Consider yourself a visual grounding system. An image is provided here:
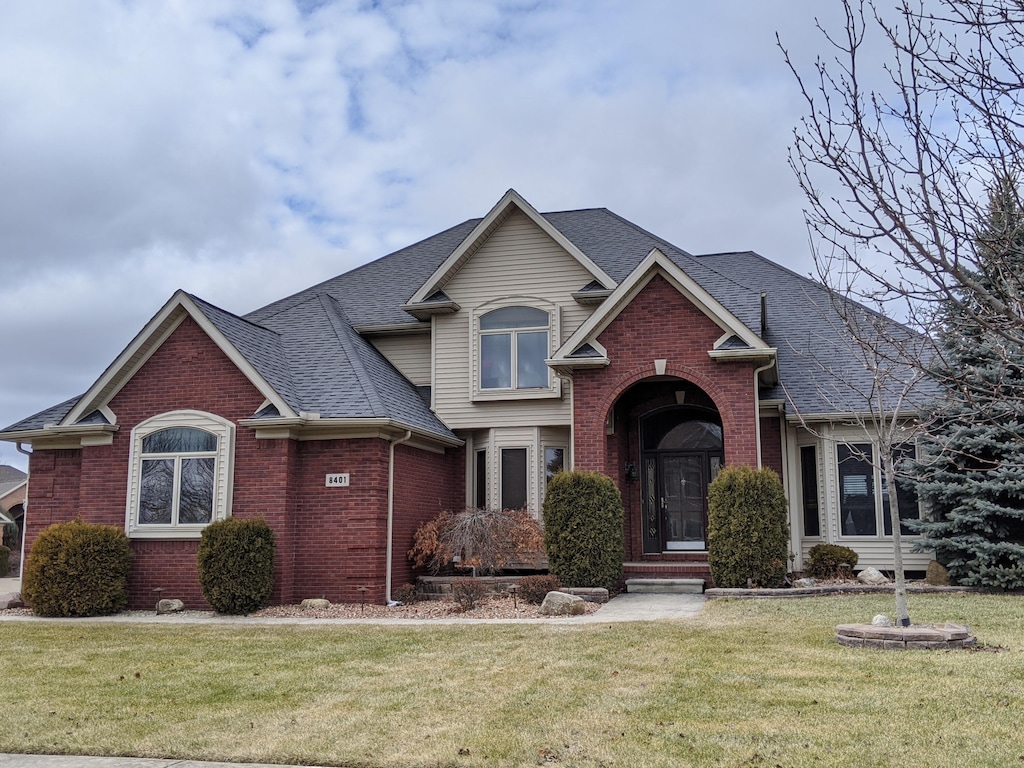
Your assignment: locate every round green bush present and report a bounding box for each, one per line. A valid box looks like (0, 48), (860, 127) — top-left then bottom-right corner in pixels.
(707, 466), (789, 588)
(197, 516), (275, 614)
(542, 471), (624, 591)
(22, 519), (132, 617)
(806, 543), (859, 579)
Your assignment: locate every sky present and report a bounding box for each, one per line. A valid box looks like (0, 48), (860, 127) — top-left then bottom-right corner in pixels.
(0, 0), (855, 470)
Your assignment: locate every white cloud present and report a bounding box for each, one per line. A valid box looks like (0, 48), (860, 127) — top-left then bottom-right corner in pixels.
(0, 0), (851, 469)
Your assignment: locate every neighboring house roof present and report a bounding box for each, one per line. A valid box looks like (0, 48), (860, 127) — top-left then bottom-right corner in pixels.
(1, 191), (928, 439)
(0, 465), (27, 519)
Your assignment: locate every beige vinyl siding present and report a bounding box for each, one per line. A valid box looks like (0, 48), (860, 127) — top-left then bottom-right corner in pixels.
(369, 334), (431, 386)
(433, 210), (597, 429)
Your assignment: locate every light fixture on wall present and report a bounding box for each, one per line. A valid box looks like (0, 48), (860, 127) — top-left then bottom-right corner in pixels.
(624, 462), (639, 481)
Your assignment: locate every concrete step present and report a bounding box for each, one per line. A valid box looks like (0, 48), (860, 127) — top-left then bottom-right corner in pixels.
(625, 578), (705, 594)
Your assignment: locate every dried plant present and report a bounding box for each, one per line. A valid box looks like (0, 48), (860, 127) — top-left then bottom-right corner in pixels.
(408, 507), (545, 575)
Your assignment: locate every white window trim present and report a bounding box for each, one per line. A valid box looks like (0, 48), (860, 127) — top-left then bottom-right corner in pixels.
(125, 410), (235, 539)
(832, 437), (921, 541)
(471, 298), (561, 402)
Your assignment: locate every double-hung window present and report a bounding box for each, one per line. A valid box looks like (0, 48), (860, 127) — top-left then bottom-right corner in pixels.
(126, 411), (234, 538)
(837, 442), (919, 537)
(479, 306), (550, 390)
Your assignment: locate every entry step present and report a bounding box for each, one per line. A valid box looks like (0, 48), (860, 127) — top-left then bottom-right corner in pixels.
(625, 578), (705, 594)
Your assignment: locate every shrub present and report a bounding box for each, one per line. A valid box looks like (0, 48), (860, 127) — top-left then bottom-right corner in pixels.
(451, 578), (490, 611)
(2, 521), (18, 550)
(516, 574), (562, 604)
(542, 471), (624, 591)
(806, 544), (860, 579)
(409, 507), (545, 575)
(21, 519), (132, 617)
(391, 583), (418, 605)
(707, 466), (789, 589)
(197, 517), (275, 614)
(0, 545), (9, 577)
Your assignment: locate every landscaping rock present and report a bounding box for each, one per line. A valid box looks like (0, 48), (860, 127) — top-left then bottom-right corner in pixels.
(156, 598), (185, 614)
(540, 591), (585, 616)
(857, 567), (890, 585)
(871, 614), (892, 626)
(793, 577), (817, 588)
(926, 560), (951, 586)
(301, 598), (331, 610)
(567, 587), (609, 603)
(0, 592), (24, 610)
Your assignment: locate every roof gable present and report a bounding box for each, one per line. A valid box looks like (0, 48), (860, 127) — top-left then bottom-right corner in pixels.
(405, 189), (616, 310)
(551, 248), (771, 366)
(61, 291), (297, 427)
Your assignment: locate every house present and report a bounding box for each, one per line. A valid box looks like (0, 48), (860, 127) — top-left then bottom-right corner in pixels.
(0, 464), (27, 566)
(0, 190), (932, 609)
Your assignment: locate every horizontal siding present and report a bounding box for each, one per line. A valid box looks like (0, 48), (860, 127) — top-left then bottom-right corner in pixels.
(369, 334), (431, 386)
(433, 210), (597, 429)
(801, 538), (934, 573)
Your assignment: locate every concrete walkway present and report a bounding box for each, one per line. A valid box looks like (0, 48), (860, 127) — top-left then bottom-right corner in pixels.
(0, 584), (704, 768)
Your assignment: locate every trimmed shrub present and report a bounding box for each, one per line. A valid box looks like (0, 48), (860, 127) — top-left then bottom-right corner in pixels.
(409, 507), (544, 575)
(806, 544), (860, 579)
(197, 517), (275, 614)
(516, 574), (562, 604)
(0, 545), (9, 577)
(707, 466), (789, 589)
(451, 578), (490, 611)
(2, 521), (18, 550)
(542, 471), (624, 591)
(21, 519), (132, 617)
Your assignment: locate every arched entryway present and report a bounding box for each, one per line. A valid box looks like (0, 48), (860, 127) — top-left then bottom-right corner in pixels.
(639, 407), (723, 553)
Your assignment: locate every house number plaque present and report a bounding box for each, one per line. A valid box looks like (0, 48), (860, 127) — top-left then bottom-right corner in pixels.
(325, 473), (350, 487)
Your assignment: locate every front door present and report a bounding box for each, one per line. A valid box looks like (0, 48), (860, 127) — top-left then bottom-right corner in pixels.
(661, 453), (706, 550)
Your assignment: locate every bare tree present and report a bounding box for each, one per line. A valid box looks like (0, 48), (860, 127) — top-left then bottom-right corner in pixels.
(780, 0), (1024, 343)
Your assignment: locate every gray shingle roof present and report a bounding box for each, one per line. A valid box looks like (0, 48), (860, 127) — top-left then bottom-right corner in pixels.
(3, 204), (928, 437)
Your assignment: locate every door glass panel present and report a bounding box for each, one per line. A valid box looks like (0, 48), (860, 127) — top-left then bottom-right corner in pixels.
(663, 455), (705, 550)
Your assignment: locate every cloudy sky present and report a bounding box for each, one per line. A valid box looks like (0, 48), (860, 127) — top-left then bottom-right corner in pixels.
(0, 0), (854, 469)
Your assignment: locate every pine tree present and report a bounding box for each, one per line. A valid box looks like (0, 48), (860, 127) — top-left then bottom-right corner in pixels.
(911, 177), (1024, 589)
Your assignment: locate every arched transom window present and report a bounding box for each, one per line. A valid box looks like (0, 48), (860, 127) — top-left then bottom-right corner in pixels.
(479, 306), (550, 390)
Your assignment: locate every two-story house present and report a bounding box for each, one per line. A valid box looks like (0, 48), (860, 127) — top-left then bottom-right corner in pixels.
(0, 190), (932, 608)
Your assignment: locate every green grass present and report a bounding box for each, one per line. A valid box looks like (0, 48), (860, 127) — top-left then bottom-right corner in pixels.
(2, 593), (1022, 767)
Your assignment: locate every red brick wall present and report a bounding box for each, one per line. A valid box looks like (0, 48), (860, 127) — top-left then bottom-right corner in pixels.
(759, 415), (784, 479)
(573, 274), (760, 474)
(390, 443), (462, 593)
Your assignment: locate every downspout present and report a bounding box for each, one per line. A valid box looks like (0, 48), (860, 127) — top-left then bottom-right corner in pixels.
(752, 360), (777, 469)
(385, 430), (413, 605)
(15, 442), (31, 581)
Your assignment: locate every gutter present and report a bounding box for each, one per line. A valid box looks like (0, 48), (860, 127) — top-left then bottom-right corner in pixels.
(753, 359), (778, 468)
(15, 442), (30, 581)
(385, 430), (414, 605)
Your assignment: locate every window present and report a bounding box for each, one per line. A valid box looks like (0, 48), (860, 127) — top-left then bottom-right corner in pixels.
(500, 448), (528, 510)
(127, 411), (234, 538)
(544, 446), (565, 484)
(800, 445), (821, 537)
(474, 448), (488, 508)
(479, 306), (549, 390)
(836, 442), (920, 537)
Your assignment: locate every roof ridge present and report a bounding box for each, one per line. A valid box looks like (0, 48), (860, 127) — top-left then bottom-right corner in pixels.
(317, 293), (387, 417)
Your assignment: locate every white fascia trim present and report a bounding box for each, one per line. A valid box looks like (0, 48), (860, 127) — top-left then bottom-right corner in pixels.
(785, 410), (921, 425)
(238, 416), (465, 448)
(551, 248), (767, 363)
(0, 423), (119, 447)
(407, 189), (616, 305)
(62, 291), (296, 427)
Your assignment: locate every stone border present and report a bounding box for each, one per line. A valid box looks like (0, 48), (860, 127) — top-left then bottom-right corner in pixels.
(704, 584), (971, 599)
(836, 622), (976, 650)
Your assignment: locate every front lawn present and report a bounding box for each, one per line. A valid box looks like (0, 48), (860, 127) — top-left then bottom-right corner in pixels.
(1, 593), (1021, 767)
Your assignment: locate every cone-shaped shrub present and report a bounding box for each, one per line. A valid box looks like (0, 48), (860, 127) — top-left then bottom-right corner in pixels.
(707, 466), (789, 588)
(542, 471), (624, 590)
(197, 516), (275, 614)
(22, 519), (132, 617)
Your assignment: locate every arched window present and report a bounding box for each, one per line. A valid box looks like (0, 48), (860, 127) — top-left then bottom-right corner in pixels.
(126, 411), (234, 538)
(479, 306), (550, 390)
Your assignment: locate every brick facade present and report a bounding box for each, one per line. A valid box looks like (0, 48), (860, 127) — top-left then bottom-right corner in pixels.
(23, 317), (457, 609)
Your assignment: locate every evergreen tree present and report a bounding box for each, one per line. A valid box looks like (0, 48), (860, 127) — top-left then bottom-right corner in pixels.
(911, 177), (1024, 589)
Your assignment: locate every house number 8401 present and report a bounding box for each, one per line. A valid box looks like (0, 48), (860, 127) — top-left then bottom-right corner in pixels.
(325, 473), (350, 487)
